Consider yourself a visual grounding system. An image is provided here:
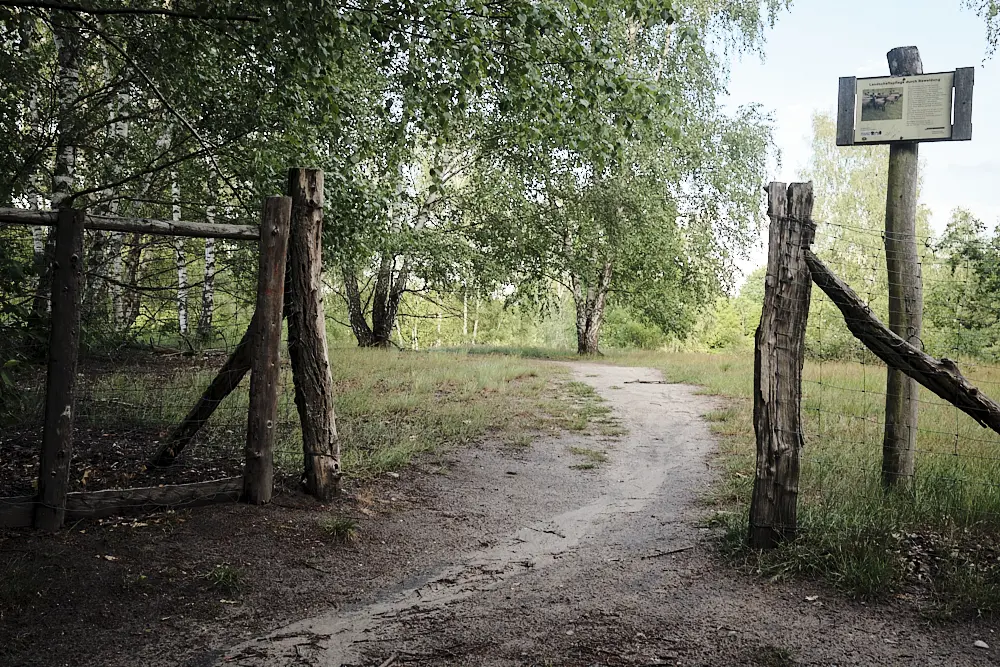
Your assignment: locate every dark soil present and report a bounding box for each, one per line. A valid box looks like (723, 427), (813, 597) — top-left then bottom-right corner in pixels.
(0, 351), (254, 497)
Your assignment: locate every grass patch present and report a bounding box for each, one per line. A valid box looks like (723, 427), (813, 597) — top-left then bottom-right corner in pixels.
(445, 345), (581, 360)
(319, 516), (360, 542)
(204, 564), (243, 595)
(53, 346), (614, 486)
(628, 350), (1000, 616)
(569, 446), (609, 470)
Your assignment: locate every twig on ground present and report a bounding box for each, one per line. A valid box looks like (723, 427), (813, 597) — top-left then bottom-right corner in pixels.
(641, 545), (694, 559)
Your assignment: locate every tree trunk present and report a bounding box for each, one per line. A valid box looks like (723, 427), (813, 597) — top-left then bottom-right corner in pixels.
(572, 262), (613, 355)
(34, 208), (85, 531)
(882, 46), (924, 490)
(341, 253), (407, 348)
(199, 162), (219, 337)
(342, 267), (377, 346)
(33, 19), (80, 320)
(285, 168), (340, 500)
(119, 232), (143, 329)
(463, 288), (468, 338)
(472, 296), (480, 344)
(395, 317), (405, 347)
(748, 182), (815, 549)
(172, 175), (188, 335)
(199, 236), (216, 336)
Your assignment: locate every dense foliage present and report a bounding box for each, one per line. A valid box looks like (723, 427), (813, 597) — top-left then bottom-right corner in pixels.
(0, 0), (787, 359)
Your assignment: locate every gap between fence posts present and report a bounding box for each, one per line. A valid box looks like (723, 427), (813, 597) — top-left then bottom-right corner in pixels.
(34, 208), (85, 531)
(285, 168), (341, 500)
(748, 182), (815, 549)
(882, 46), (924, 490)
(243, 196), (291, 505)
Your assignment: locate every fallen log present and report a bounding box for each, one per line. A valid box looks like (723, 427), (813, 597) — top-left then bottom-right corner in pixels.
(149, 315), (256, 466)
(806, 249), (1000, 433)
(0, 478), (242, 528)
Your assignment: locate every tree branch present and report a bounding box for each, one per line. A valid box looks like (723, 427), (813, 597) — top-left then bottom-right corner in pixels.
(0, 0), (260, 22)
(72, 15), (249, 209)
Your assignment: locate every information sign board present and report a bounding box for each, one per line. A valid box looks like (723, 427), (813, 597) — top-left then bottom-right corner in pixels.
(854, 72), (954, 143)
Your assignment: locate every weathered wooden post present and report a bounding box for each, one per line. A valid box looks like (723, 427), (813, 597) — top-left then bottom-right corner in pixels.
(748, 183), (815, 549)
(244, 196), (291, 505)
(34, 208), (85, 531)
(837, 47), (974, 490)
(880, 46), (923, 489)
(286, 168), (341, 500)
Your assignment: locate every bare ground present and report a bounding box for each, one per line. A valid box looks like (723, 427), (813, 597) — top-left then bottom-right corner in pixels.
(2, 363), (997, 666)
(216, 363), (999, 667)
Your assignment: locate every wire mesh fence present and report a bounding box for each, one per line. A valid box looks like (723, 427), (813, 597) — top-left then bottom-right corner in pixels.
(0, 220), (301, 506)
(799, 215), (1000, 524)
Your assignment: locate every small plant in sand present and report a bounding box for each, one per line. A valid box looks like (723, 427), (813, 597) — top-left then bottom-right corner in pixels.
(320, 516), (361, 542)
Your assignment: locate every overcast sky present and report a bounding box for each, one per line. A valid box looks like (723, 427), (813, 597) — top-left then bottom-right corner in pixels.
(724, 0), (999, 278)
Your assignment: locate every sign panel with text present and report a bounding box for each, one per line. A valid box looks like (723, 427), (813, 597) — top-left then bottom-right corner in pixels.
(854, 72), (955, 143)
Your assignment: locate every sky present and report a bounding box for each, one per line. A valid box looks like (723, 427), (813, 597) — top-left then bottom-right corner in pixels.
(723, 0), (1000, 278)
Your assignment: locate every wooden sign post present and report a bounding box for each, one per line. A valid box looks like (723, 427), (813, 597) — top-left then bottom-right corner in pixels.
(836, 47), (974, 490)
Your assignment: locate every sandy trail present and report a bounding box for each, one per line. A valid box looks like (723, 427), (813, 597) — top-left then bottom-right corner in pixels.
(218, 363), (994, 666)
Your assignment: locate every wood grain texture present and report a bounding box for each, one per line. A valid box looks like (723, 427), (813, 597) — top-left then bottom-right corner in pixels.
(0, 207), (259, 240)
(882, 47), (923, 489)
(836, 76), (856, 146)
(34, 208), (85, 531)
(953, 67), (975, 141)
(749, 182), (815, 549)
(243, 197), (291, 505)
(286, 169), (341, 500)
(1, 478), (242, 528)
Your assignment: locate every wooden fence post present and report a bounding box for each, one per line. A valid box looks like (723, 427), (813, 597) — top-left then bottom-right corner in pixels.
(34, 208), (85, 531)
(243, 196), (291, 505)
(748, 183), (815, 549)
(882, 46), (924, 490)
(286, 168), (341, 500)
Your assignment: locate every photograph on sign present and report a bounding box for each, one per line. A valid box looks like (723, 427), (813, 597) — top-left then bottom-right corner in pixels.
(860, 87), (903, 121)
(853, 71), (954, 143)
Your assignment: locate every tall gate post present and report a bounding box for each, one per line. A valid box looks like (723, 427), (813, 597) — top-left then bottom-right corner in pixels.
(286, 168), (341, 500)
(35, 208), (85, 531)
(244, 196), (291, 505)
(748, 183), (815, 549)
(882, 46), (924, 490)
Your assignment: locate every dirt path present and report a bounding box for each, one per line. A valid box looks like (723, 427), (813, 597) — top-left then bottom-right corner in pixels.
(219, 363), (996, 666)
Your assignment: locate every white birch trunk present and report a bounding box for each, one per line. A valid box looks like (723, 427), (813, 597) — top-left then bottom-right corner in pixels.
(395, 317), (405, 347)
(171, 174), (188, 335)
(107, 73), (130, 327)
(199, 207), (216, 336)
(472, 296), (480, 345)
(463, 289), (468, 337)
(50, 23), (79, 210)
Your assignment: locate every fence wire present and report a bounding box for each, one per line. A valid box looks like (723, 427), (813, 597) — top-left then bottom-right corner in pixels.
(795, 217), (1000, 523)
(0, 222), (299, 505)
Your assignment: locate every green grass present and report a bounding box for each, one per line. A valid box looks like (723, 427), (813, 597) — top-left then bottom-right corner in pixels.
(64, 346), (612, 482)
(631, 351), (1000, 616)
(568, 446), (609, 470)
(319, 516), (360, 542)
(204, 564), (244, 595)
